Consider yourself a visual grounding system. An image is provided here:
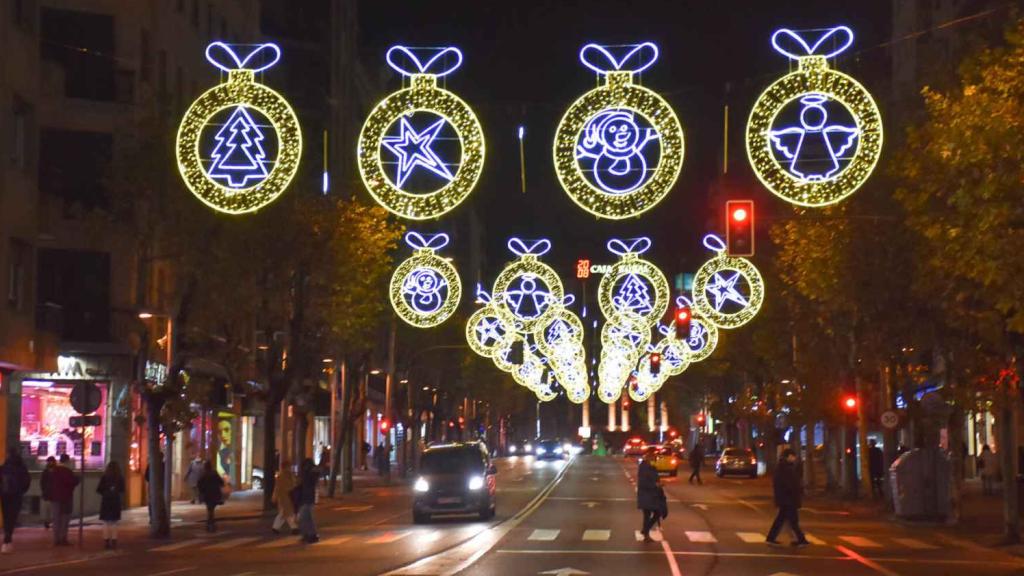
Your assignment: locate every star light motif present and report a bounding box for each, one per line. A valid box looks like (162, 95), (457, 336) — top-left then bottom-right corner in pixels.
(382, 116), (455, 188)
(706, 271), (749, 311)
(475, 316), (504, 346)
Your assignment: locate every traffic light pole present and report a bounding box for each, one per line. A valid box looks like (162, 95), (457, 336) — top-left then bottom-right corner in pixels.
(384, 314), (396, 483)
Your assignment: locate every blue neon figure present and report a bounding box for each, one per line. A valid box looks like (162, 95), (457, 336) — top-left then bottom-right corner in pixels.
(768, 93), (859, 181)
(401, 268), (447, 314)
(576, 110), (658, 194)
(382, 116), (455, 188)
(208, 106), (269, 188)
(503, 275), (552, 320)
(474, 315), (505, 346)
(705, 271), (749, 311)
(686, 321), (708, 353)
(612, 273), (653, 317)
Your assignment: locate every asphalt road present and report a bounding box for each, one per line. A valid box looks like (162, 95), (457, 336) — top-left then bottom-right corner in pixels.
(14, 455), (1024, 576)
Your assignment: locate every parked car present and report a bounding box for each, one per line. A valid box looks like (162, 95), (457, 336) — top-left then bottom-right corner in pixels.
(650, 445), (680, 476)
(715, 447), (758, 478)
(252, 466), (264, 490)
(413, 442), (497, 523)
(535, 438), (567, 461)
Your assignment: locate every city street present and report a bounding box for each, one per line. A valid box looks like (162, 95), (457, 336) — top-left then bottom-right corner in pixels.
(7, 455), (1024, 576)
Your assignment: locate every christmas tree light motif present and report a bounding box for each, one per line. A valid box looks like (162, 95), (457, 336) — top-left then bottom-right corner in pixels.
(612, 273), (653, 317)
(208, 106), (269, 188)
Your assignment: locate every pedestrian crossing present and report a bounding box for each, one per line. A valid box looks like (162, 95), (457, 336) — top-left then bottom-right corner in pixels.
(511, 529), (953, 550)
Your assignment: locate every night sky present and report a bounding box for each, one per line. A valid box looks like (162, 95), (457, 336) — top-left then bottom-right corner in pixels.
(358, 0), (892, 288)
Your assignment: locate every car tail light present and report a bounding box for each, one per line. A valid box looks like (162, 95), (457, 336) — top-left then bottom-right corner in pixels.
(671, 458), (678, 466)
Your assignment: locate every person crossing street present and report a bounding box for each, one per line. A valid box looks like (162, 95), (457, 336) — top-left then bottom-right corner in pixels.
(637, 448), (663, 543)
(766, 448), (809, 547)
(688, 441), (705, 485)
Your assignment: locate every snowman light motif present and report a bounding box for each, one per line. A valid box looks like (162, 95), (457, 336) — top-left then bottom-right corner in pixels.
(358, 46), (485, 220)
(177, 42), (302, 214)
(747, 26), (883, 207)
(390, 232), (462, 328)
(554, 42), (684, 219)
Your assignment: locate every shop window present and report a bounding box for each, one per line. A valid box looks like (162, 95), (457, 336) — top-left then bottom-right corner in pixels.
(20, 381), (108, 469)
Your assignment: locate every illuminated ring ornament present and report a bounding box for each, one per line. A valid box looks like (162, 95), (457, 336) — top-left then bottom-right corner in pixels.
(492, 239), (564, 332)
(691, 235), (765, 329)
(176, 43), (302, 214)
(466, 305), (516, 359)
(554, 42), (684, 219)
(390, 232), (462, 328)
(358, 46), (485, 220)
(598, 238), (669, 328)
(746, 26), (882, 207)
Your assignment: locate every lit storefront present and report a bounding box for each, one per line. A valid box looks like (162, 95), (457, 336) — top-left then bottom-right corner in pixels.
(19, 379), (108, 468)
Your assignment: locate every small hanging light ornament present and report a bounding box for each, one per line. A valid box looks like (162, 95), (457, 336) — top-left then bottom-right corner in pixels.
(390, 232), (462, 328)
(746, 26), (883, 207)
(491, 238), (565, 333)
(691, 235), (765, 329)
(598, 237), (669, 329)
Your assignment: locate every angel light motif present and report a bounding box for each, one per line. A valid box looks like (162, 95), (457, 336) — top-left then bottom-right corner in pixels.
(503, 275), (553, 320)
(576, 110), (659, 194)
(768, 93), (859, 182)
(401, 268), (447, 314)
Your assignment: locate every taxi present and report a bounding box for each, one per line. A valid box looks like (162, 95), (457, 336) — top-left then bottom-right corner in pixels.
(650, 445), (680, 477)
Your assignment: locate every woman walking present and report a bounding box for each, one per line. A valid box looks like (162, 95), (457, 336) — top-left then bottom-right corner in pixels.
(197, 461), (225, 532)
(96, 461), (125, 549)
(297, 459), (319, 543)
(0, 447), (31, 554)
(271, 460), (298, 534)
(636, 448), (662, 543)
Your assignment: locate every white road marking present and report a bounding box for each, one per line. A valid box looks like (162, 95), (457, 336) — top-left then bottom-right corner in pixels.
(151, 538), (206, 552)
(528, 529), (561, 541)
(838, 536), (882, 548)
(661, 540), (683, 576)
(144, 569), (197, 576)
(634, 530), (663, 542)
(836, 545), (900, 576)
(332, 505), (373, 512)
(685, 530), (718, 543)
(203, 536), (261, 550)
(892, 537), (937, 550)
(367, 531), (412, 544)
(582, 529), (611, 541)
(804, 533), (827, 545)
(737, 532), (765, 543)
(319, 535), (353, 546)
(256, 537), (298, 549)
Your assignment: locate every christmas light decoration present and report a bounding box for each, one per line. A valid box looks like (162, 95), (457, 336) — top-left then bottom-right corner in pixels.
(534, 307), (585, 359)
(177, 42), (302, 214)
(554, 42), (684, 219)
(598, 237), (669, 328)
(358, 46), (485, 220)
(390, 232), (462, 328)
(492, 239), (564, 332)
(692, 235), (765, 329)
(466, 304), (517, 359)
(747, 26), (882, 207)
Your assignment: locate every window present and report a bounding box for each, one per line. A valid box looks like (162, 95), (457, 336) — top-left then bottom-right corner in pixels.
(140, 29), (152, 83)
(35, 248), (111, 341)
(8, 239), (30, 311)
(20, 381), (109, 469)
(38, 128), (113, 213)
(10, 95), (34, 170)
(40, 8), (115, 101)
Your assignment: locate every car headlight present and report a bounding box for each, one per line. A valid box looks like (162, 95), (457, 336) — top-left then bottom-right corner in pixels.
(524, 443), (533, 453)
(562, 443), (572, 453)
(468, 475), (485, 490)
(509, 445), (517, 454)
(536, 447), (546, 455)
(414, 477), (430, 493)
(554, 447), (563, 454)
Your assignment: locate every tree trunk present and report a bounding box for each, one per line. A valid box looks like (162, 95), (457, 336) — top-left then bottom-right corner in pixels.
(855, 375), (873, 498)
(1000, 389), (1020, 543)
(803, 424), (816, 491)
(146, 395), (170, 538)
(261, 400), (278, 511)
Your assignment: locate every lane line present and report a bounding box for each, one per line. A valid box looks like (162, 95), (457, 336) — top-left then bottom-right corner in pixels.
(804, 532), (827, 545)
(684, 530), (717, 543)
(496, 549), (851, 561)
(151, 538), (207, 552)
(891, 537), (937, 550)
(836, 545), (901, 576)
(527, 529), (560, 541)
(256, 537), (299, 549)
(839, 535), (882, 548)
(202, 536), (262, 550)
(661, 540), (683, 576)
(319, 535), (354, 546)
(582, 529), (611, 541)
(367, 531), (412, 544)
(736, 531), (765, 543)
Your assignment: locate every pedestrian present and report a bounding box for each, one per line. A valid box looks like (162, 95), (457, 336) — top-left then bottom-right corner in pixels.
(636, 448), (662, 543)
(297, 458), (319, 543)
(361, 442), (370, 471)
(868, 439), (884, 498)
(375, 442), (387, 476)
(49, 454), (79, 546)
(184, 456), (204, 504)
(766, 448), (809, 547)
(39, 456), (56, 530)
(318, 446), (331, 483)
(197, 461), (225, 532)
(0, 447), (31, 553)
(270, 460), (299, 535)
(96, 461), (124, 549)
(980, 445), (1000, 496)
(688, 441), (705, 485)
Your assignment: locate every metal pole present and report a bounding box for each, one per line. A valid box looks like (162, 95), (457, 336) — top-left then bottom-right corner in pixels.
(78, 424), (85, 547)
(164, 316), (174, 514)
(384, 315), (396, 482)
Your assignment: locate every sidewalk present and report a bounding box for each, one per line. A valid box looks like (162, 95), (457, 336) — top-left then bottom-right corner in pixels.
(0, 469), (409, 574)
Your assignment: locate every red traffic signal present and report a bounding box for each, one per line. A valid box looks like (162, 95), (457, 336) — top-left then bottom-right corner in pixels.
(696, 413), (706, 426)
(649, 352), (662, 376)
(842, 395), (858, 412)
(379, 419), (390, 432)
(726, 200), (755, 257)
(674, 307), (692, 340)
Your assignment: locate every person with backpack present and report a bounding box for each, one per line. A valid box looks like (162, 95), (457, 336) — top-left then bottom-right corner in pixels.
(96, 461), (125, 549)
(197, 461), (225, 532)
(49, 454), (79, 546)
(1, 447), (31, 553)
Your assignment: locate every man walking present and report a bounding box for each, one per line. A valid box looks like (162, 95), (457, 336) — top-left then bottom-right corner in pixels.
(184, 456), (204, 504)
(868, 439), (884, 498)
(1, 447), (31, 553)
(766, 448), (809, 547)
(49, 454), (79, 546)
(636, 448), (662, 543)
(688, 441), (705, 485)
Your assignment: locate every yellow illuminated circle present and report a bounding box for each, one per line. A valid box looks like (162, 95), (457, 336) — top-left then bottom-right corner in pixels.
(653, 337), (691, 377)
(492, 334), (526, 374)
(670, 314), (719, 364)
(390, 250), (462, 328)
(177, 70), (302, 215)
(492, 255), (565, 333)
(358, 75), (485, 220)
(554, 71), (684, 219)
(534, 307), (585, 359)
(747, 56), (883, 207)
(466, 305), (516, 358)
(691, 253), (765, 329)
(598, 254), (669, 328)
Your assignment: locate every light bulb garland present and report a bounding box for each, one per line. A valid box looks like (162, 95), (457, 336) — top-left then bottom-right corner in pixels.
(390, 232), (462, 328)
(746, 26), (883, 207)
(492, 239), (565, 333)
(176, 43), (302, 214)
(554, 42), (684, 219)
(691, 235), (765, 329)
(358, 46), (485, 220)
(598, 237), (669, 328)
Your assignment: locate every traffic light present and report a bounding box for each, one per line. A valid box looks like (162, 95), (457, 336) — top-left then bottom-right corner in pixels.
(696, 413), (706, 427)
(674, 306), (691, 340)
(379, 419), (390, 433)
(649, 352), (662, 375)
(726, 200), (755, 257)
(842, 395), (858, 412)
